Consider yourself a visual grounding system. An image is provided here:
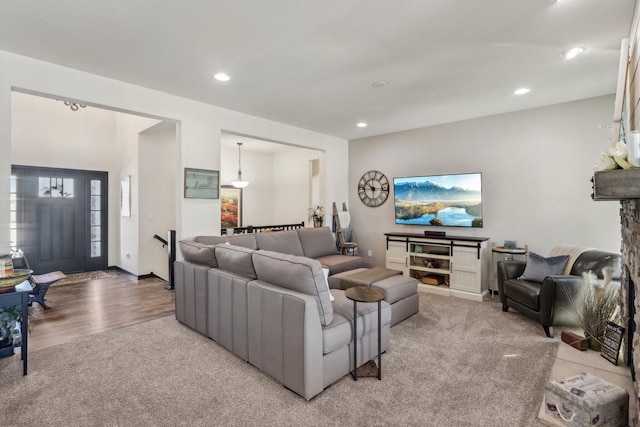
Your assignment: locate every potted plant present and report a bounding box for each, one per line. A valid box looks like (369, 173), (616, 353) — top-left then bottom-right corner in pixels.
(0, 305), (23, 358)
(568, 267), (620, 351)
(309, 205), (324, 227)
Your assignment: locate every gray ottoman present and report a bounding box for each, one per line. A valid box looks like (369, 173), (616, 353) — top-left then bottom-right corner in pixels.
(329, 268), (419, 326)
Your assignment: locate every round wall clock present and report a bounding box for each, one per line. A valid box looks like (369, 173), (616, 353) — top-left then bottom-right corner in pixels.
(358, 170), (389, 207)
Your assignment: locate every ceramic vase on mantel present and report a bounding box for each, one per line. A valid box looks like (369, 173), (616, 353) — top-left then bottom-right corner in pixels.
(313, 216), (323, 228)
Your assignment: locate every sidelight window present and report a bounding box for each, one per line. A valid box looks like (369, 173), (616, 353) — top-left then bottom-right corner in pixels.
(9, 175), (17, 250)
(90, 179), (102, 257)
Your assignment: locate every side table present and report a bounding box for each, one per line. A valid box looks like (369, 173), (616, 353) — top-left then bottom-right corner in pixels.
(491, 243), (528, 299)
(345, 286), (384, 381)
(0, 289), (28, 375)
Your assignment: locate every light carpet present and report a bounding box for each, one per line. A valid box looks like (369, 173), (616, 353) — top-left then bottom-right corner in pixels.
(0, 293), (557, 426)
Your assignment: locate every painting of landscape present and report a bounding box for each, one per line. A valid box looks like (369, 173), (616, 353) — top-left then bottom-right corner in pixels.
(393, 173), (483, 228)
(220, 185), (242, 228)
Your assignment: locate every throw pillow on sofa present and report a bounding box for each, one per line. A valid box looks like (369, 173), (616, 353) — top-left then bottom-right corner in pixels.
(518, 252), (569, 283)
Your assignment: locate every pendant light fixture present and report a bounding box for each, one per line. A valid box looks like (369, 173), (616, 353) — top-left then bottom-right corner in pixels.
(231, 142), (249, 188)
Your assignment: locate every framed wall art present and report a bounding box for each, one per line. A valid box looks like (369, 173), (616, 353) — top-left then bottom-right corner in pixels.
(220, 185), (242, 228)
(184, 168), (219, 199)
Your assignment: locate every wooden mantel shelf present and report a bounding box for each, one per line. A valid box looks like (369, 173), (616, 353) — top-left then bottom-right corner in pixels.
(592, 169), (640, 201)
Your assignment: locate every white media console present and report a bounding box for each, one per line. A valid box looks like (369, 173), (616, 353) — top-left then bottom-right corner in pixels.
(385, 232), (489, 301)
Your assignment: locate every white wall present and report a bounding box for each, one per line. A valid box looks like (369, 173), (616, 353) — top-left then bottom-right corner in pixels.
(0, 50), (349, 254)
(273, 148), (325, 225)
(349, 96), (622, 271)
(139, 122), (177, 280)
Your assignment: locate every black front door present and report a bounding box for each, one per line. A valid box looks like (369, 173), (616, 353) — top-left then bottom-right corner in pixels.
(12, 165), (108, 274)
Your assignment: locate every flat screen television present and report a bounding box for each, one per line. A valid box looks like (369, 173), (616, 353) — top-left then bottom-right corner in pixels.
(393, 172), (483, 228)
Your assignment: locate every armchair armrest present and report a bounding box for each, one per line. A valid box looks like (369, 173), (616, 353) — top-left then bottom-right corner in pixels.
(539, 275), (584, 328)
(497, 260), (526, 303)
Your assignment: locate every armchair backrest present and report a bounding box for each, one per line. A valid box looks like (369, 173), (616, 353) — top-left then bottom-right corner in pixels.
(571, 250), (622, 281)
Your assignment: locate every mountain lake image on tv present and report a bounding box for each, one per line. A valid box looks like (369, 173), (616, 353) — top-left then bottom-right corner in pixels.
(394, 173), (483, 228)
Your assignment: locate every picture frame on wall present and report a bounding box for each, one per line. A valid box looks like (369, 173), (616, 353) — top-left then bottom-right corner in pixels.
(184, 168), (219, 199)
(221, 185), (242, 228)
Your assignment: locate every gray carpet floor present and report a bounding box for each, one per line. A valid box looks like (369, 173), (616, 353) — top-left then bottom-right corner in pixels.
(0, 293), (557, 426)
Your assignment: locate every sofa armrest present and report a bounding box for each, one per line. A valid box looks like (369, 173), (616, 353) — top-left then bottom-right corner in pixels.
(497, 260), (526, 303)
(247, 280), (324, 400)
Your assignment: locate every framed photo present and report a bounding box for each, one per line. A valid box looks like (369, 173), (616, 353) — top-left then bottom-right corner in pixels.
(121, 175), (131, 217)
(184, 168), (219, 199)
(220, 185), (242, 228)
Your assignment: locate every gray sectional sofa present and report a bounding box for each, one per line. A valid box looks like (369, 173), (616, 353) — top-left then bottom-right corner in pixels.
(174, 227), (418, 400)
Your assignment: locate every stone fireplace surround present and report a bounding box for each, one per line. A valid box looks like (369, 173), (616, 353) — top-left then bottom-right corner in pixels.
(593, 168), (640, 417)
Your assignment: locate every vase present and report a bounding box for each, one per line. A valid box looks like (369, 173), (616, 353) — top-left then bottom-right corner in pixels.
(313, 217), (323, 228)
(584, 332), (603, 352)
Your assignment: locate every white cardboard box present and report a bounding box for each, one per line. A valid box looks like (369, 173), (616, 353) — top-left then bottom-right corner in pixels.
(544, 372), (628, 427)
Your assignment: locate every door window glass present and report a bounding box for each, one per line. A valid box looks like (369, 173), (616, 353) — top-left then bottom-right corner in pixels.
(39, 177), (74, 197)
(90, 179), (102, 257)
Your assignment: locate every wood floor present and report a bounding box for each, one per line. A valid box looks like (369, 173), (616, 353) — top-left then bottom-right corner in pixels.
(27, 273), (175, 351)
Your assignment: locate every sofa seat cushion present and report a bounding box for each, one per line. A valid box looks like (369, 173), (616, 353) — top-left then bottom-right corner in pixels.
(371, 274), (418, 305)
(504, 279), (541, 311)
(297, 227), (339, 258)
(316, 254), (366, 275)
(252, 250), (334, 326)
(322, 312), (352, 354)
(180, 239), (217, 267)
(255, 230), (304, 256)
(215, 244), (257, 280)
(331, 289), (391, 339)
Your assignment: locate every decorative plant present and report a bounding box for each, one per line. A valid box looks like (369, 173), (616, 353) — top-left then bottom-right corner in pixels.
(568, 267), (620, 348)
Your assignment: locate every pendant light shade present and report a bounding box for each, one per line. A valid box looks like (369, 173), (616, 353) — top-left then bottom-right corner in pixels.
(231, 142), (249, 188)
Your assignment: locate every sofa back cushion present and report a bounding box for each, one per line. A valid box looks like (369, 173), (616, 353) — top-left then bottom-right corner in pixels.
(195, 235), (257, 250)
(297, 227), (338, 259)
(252, 250), (333, 326)
(215, 244), (257, 280)
(571, 250), (622, 280)
(179, 238), (217, 267)
(255, 230), (304, 256)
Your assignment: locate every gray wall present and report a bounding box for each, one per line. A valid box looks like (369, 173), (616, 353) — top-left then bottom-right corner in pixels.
(349, 95), (621, 271)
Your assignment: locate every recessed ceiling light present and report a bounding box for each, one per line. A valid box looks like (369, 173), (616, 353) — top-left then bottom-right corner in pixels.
(214, 72), (230, 82)
(562, 47), (585, 60)
(371, 81), (388, 88)
(356, 122), (368, 128)
(514, 88), (530, 95)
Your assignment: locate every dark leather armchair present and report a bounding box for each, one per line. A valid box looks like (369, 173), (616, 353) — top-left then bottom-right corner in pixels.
(497, 250), (621, 338)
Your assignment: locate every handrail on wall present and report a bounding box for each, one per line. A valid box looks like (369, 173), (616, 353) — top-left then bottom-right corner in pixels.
(153, 230), (176, 290)
(221, 221), (305, 235)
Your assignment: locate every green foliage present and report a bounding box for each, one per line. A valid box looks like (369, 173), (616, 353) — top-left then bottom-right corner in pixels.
(0, 305), (22, 343)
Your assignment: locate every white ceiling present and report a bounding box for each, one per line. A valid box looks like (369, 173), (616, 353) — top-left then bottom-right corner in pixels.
(0, 0), (635, 140)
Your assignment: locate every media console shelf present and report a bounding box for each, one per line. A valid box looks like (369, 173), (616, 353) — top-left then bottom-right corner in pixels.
(385, 232), (489, 301)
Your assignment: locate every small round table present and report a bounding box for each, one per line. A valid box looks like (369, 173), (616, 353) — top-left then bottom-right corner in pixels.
(345, 286), (385, 381)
